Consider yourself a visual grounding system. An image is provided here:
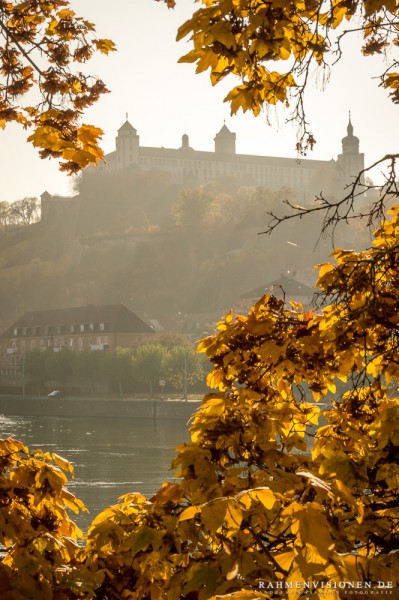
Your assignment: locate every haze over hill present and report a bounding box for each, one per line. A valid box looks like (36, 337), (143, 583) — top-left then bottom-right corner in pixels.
(0, 164), (371, 334)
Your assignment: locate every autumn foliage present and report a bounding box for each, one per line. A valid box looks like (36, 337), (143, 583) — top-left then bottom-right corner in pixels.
(0, 0), (116, 173)
(2, 205), (399, 597)
(2, 0), (399, 598)
(0, 438), (86, 598)
(177, 0), (399, 152)
(80, 207), (399, 597)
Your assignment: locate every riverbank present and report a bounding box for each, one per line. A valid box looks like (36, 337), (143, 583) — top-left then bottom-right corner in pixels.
(0, 395), (201, 421)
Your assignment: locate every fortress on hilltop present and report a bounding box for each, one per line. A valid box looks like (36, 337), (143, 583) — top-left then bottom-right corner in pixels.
(41, 115), (365, 222)
(84, 114), (364, 195)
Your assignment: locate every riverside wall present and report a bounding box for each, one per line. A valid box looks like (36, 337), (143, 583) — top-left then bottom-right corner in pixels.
(0, 395), (200, 421)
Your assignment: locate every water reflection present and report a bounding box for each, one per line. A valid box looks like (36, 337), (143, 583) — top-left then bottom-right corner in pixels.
(0, 414), (190, 530)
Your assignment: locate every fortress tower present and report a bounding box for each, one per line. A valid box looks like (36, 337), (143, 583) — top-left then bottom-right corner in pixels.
(115, 118), (140, 169)
(214, 123), (236, 155)
(336, 114), (365, 189)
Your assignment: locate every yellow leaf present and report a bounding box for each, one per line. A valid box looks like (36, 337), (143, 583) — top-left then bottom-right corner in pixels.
(201, 500), (228, 532)
(304, 542), (328, 565)
(150, 482), (182, 504)
(364, 0), (384, 15)
(225, 562), (239, 581)
(238, 487), (276, 510)
(274, 550), (295, 572)
(183, 566), (220, 596)
(201, 396), (226, 416)
(62, 489), (87, 514)
(253, 488), (277, 509)
(52, 452), (74, 475)
(77, 124), (104, 146)
(206, 368), (226, 390)
(126, 525), (163, 556)
(224, 501), (243, 536)
(326, 380), (336, 394)
(279, 46), (291, 60)
(62, 148), (102, 168)
(94, 39), (117, 54)
(46, 19), (59, 34)
(71, 80), (82, 94)
(178, 506), (201, 521)
(58, 9), (75, 19)
(318, 263), (335, 279)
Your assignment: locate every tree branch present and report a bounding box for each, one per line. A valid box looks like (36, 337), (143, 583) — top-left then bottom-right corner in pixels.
(259, 154), (399, 238)
(0, 16), (44, 77)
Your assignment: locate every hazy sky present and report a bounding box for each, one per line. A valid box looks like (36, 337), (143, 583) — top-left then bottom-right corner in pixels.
(1, 0), (397, 202)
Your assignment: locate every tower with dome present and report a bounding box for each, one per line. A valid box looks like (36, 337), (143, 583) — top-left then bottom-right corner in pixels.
(336, 114), (365, 190)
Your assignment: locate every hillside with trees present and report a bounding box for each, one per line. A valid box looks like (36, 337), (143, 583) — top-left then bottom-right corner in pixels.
(0, 171), (371, 332)
(0, 172), (360, 326)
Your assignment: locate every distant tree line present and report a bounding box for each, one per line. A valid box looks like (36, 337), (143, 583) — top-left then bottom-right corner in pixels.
(22, 337), (210, 398)
(0, 198), (40, 228)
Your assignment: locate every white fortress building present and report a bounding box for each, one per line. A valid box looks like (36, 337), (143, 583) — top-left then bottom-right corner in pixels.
(88, 115), (364, 196)
(41, 116), (365, 222)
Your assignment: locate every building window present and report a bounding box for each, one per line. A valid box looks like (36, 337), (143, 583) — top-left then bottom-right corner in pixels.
(31, 340), (36, 350)
(78, 337), (83, 351)
(99, 323), (105, 331)
(80, 324), (84, 332)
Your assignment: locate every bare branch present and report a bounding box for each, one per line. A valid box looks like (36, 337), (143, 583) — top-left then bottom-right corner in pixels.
(260, 154), (399, 238)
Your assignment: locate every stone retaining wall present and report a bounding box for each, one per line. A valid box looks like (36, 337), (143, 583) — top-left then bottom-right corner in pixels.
(0, 395), (200, 421)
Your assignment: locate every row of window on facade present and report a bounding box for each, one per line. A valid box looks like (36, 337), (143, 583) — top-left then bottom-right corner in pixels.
(13, 322), (107, 337)
(140, 158), (309, 177)
(111, 157), (314, 188)
(5, 336), (109, 355)
(138, 157), (312, 180)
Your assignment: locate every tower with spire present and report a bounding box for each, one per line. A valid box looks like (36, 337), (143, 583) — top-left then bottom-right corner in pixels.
(336, 113), (364, 189)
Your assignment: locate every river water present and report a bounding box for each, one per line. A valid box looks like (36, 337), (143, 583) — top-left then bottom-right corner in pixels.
(0, 414), (190, 530)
